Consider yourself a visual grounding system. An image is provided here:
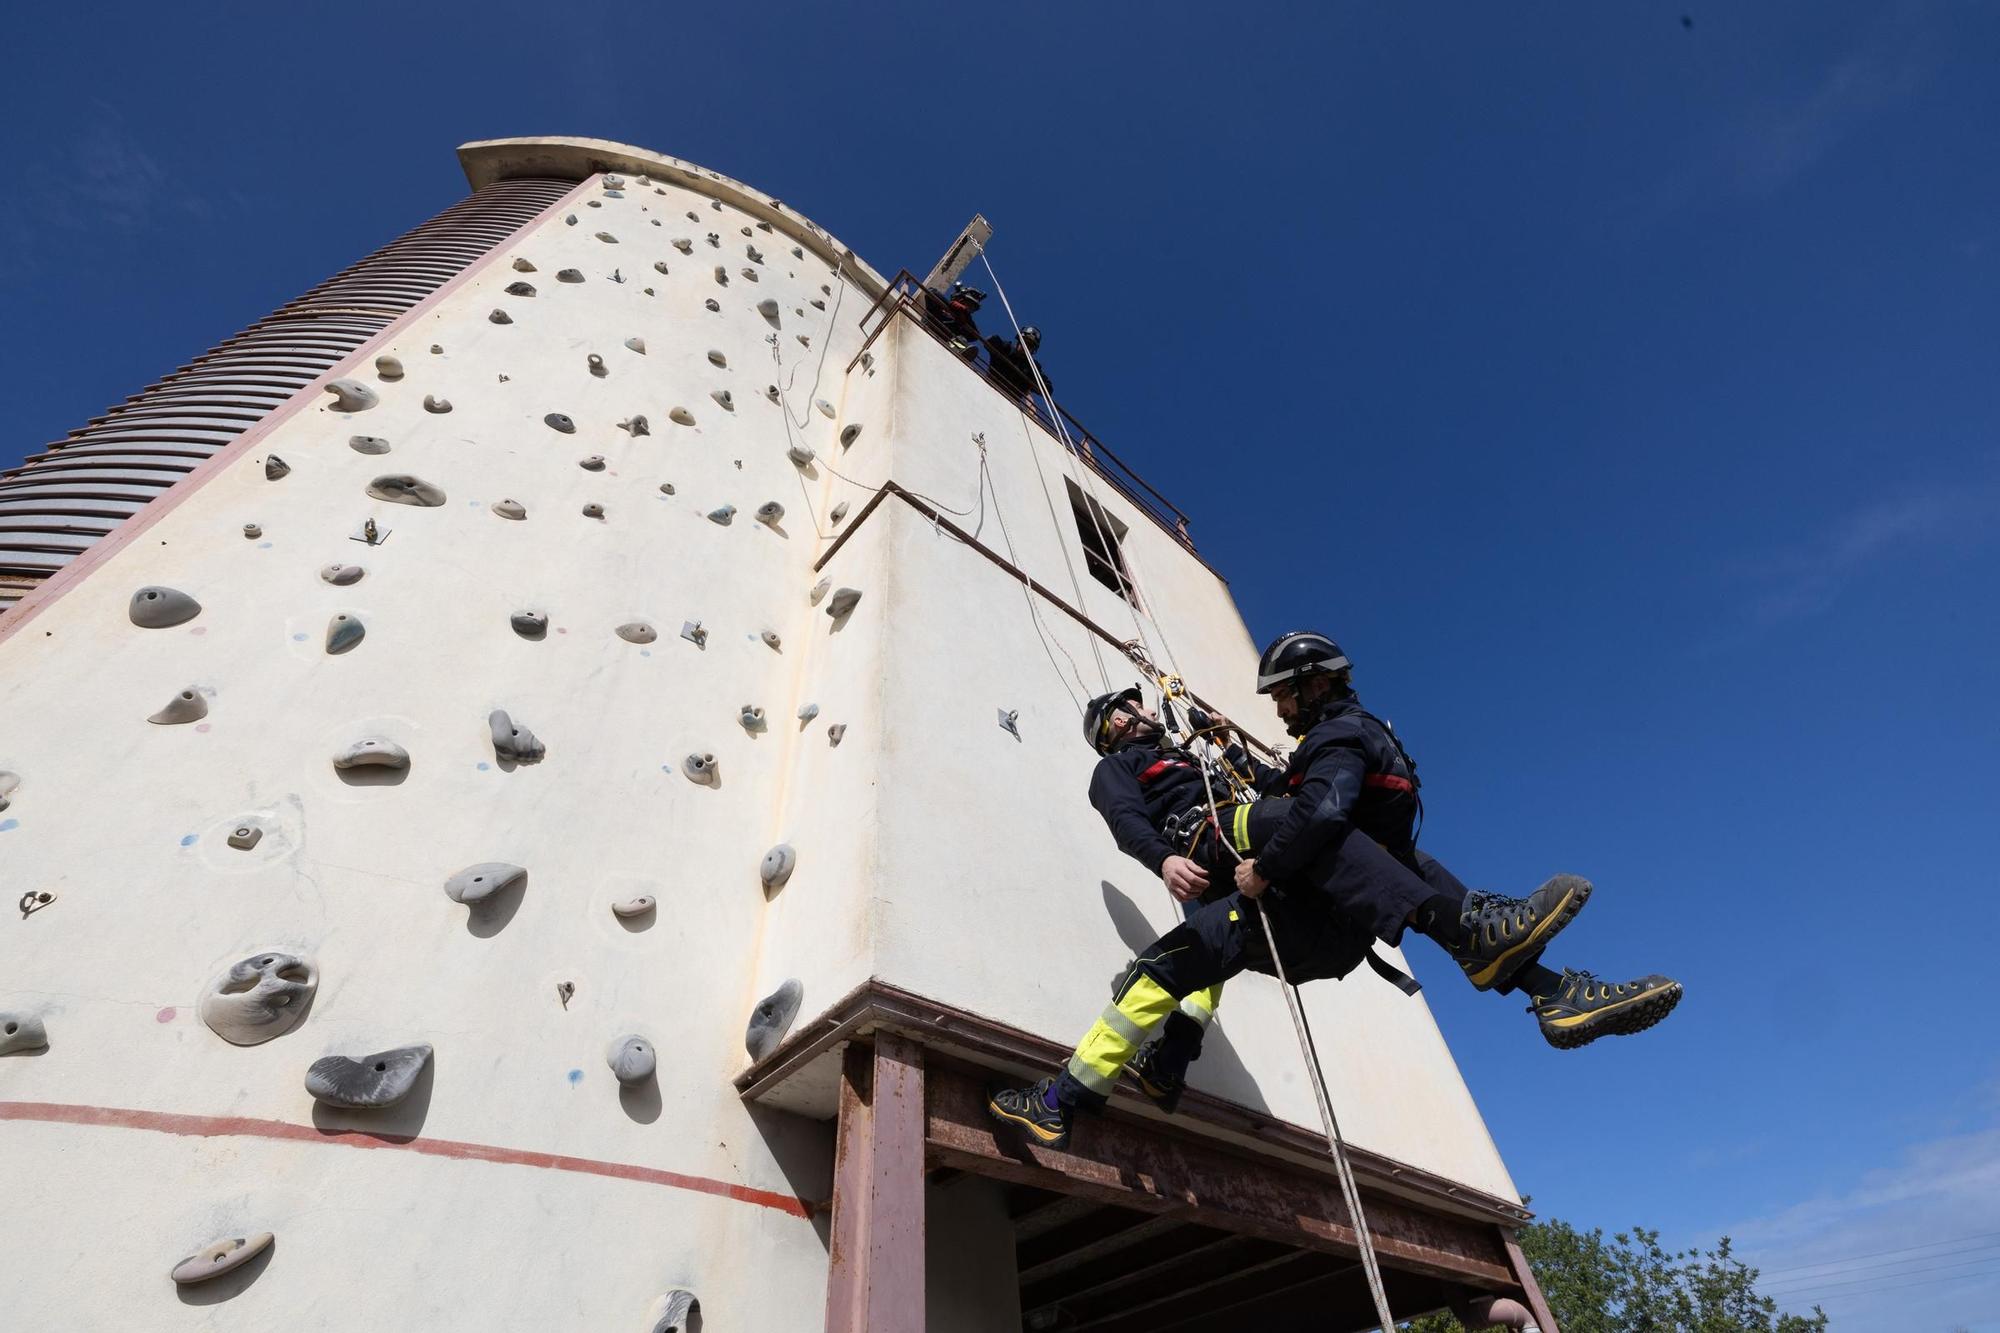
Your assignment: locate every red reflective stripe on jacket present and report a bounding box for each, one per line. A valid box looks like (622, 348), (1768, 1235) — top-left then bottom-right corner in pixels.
(1364, 772), (1414, 793)
(1138, 760), (1186, 784)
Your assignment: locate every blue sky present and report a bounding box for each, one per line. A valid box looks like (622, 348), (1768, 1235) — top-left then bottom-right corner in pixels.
(6, 2), (1996, 1325)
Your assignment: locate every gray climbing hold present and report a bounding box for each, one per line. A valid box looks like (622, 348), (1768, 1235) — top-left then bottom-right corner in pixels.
(798, 334), (812, 347)
(199, 951), (318, 1045)
(445, 862), (526, 905)
(827, 587), (862, 618)
(545, 412), (576, 433)
(745, 979), (804, 1061)
(423, 394), (452, 414)
(616, 622), (656, 644)
(606, 1035), (656, 1086)
(797, 703), (820, 724)
(170, 1233), (273, 1286)
(765, 384), (781, 402)
(760, 629), (782, 653)
(704, 298), (721, 312)
(595, 231), (618, 244)
(746, 244), (764, 263)
(565, 214), (577, 225)
(579, 455), (606, 472)
(602, 173), (625, 188)
(505, 281), (536, 297)
(680, 620), (707, 648)
(374, 354), (404, 381)
(713, 265), (728, 285)
(325, 613), (364, 655)
(265, 455), (290, 481)
(706, 229), (719, 243)
(652, 261), (671, 277)
(492, 498), (527, 520)
(487, 709), (544, 764)
(148, 687), (208, 725)
(620, 415), (650, 436)
(828, 723), (847, 747)
(670, 407), (695, 427)
(510, 611), (547, 638)
(333, 737), (409, 771)
(582, 502), (606, 519)
(557, 268), (584, 282)
(325, 379), (378, 412)
(830, 501), (850, 524)
(242, 523), (262, 539)
(815, 398), (835, 418)
(649, 1290), (700, 1333)
(711, 388), (734, 410)
(741, 267), (759, 282)
(759, 843), (796, 891)
(757, 298), (780, 322)
(706, 349), (728, 368)
(348, 434), (391, 455)
(588, 353), (607, 378)
(812, 298), (827, 311)
(793, 246), (804, 259)
(682, 752), (718, 785)
(707, 505), (735, 525)
(756, 501), (784, 526)
(306, 1043), (432, 1109)
(611, 896), (656, 918)
(658, 482), (675, 495)
(130, 585), (202, 628)
(320, 563), (364, 586)
(672, 237), (692, 254)
(227, 823), (263, 850)
(489, 308), (513, 324)
(740, 705), (767, 732)
(787, 443), (815, 466)
(367, 474), (446, 507)
(625, 336), (646, 353)
(0, 1012), (49, 1056)
(840, 423), (863, 448)
(809, 578), (831, 606)
(512, 257), (536, 272)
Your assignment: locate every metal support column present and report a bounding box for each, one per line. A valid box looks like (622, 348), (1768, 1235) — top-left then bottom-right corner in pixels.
(1503, 1227), (1560, 1333)
(823, 1032), (926, 1332)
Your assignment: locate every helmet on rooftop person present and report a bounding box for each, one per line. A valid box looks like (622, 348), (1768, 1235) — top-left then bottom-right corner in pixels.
(1255, 632), (1351, 695)
(1083, 686), (1146, 755)
(1020, 326), (1041, 351)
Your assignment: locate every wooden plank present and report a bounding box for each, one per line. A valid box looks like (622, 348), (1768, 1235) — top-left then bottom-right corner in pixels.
(924, 1064), (1515, 1288)
(822, 1036), (926, 1333)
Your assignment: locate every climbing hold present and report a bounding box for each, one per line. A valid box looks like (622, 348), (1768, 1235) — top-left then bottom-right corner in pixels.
(565, 214), (577, 225)
(620, 415), (650, 436)
(444, 861), (527, 905)
(707, 349), (727, 368)
(827, 587), (862, 618)
(757, 298), (780, 322)
(669, 407), (695, 427)
(815, 398), (835, 418)
(430, 343), (443, 355)
(595, 231), (618, 244)
(680, 620), (707, 648)
(170, 1233), (273, 1286)
(765, 384), (781, 403)
(544, 412), (576, 433)
(612, 896), (656, 918)
(706, 230), (720, 244)
(505, 281), (536, 297)
(759, 844), (796, 891)
(582, 502), (605, 519)
(602, 173), (625, 188)
(741, 267), (759, 282)
(682, 752), (718, 785)
(828, 723), (847, 747)
(348, 434), (391, 455)
(242, 523), (262, 539)
(199, 950), (318, 1045)
(792, 246), (804, 259)
(809, 578), (831, 606)
(324, 379), (378, 412)
(512, 257), (536, 272)
(648, 1290), (701, 1333)
(740, 705), (767, 732)
(606, 1035), (656, 1086)
(745, 979), (804, 1060)
(704, 298), (720, 312)
(367, 474), (446, 507)
(306, 1043), (433, 1108)
(746, 244), (764, 263)
(616, 622), (656, 644)
(130, 586), (202, 628)
(579, 455), (606, 472)
(658, 482), (675, 495)
(488, 308), (513, 324)
(625, 336), (646, 354)
(0, 1012), (49, 1055)
(332, 737), (409, 771)
(711, 389), (734, 411)
(510, 611), (548, 638)
(672, 238), (692, 254)
(325, 613), (364, 655)
(811, 298), (827, 311)
(492, 498), (527, 520)
(374, 354), (404, 381)
(713, 266), (728, 286)
(227, 823), (263, 850)
(797, 703), (820, 724)
(840, 423), (863, 448)
(264, 455), (290, 481)
(755, 501), (784, 526)
(999, 708), (1022, 739)
(148, 687), (208, 725)
(830, 501), (850, 524)
(557, 268), (584, 283)
(797, 334), (812, 347)
(787, 443), (814, 466)
(423, 394), (452, 414)
(320, 563), (364, 586)
(587, 353), (607, 378)
(487, 709), (544, 764)
(707, 505), (734, 525)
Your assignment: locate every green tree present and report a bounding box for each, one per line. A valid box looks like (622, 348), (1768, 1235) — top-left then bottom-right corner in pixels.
(1402, 1217), (1829, 1333)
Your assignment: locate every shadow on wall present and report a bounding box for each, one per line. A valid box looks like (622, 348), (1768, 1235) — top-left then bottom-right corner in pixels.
(1098, 881), (1270, 1116)
(747, 1103), (838, 1252)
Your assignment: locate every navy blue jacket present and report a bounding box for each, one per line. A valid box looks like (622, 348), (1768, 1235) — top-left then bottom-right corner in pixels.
(1088, 740), (1217, 876)
(1246, 694), (1419, 883)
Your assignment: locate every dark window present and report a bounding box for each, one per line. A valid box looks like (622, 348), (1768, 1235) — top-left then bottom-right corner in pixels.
(1066, 479), (1137, 604)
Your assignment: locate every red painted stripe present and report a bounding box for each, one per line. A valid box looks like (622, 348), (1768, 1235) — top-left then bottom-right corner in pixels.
(0, 1100), (816, 1219)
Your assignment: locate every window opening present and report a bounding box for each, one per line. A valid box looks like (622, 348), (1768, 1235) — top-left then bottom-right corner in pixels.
(1065, 478), (1137, 605)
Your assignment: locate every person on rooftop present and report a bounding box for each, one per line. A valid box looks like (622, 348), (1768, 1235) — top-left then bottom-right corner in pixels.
(987, 632), (1684, 1150)
(984, 324), (1053, 412)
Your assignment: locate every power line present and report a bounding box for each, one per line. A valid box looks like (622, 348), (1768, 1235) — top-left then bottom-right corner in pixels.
(1760, 1241), (2000, 1292)
(1782, 1258), (2000, 1306)
(1763, 1253), (2000, 1300)
(1755, 1226), (2000, 1276)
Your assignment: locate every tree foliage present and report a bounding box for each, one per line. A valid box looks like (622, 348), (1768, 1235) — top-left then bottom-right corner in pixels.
(1402, 1217), (1829, 1333)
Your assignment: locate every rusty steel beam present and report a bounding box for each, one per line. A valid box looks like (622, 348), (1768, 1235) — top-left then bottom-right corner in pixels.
(1022, 1230), (1272, 1321)
(823, 1035), (927, 1333)
(1504, 1227), (1561, 1333)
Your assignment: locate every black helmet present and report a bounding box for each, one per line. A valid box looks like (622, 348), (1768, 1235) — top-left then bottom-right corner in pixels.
(952, 283), (987, 308)
(1083, 685), (1145, 754)
(1020, 325), (1042, 351)
(1256, 631), (1351, 695)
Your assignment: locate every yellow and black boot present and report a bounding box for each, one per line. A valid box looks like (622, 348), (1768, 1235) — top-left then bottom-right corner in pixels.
(987, 1077), (1073, 1149)
(1452, 875), (1593, 991)
(1531, 969), (1684, 1049)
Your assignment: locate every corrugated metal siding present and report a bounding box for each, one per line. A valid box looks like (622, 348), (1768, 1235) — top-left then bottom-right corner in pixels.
(0, 176), (575, 616)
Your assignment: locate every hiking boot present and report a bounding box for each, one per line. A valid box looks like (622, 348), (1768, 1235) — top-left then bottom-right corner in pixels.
(1531, 969), (1684, 1050)
(987, 1076), (1072, 1150)
(1455, 875), (1593, 991)
(1128, 1041), (1189, 1114)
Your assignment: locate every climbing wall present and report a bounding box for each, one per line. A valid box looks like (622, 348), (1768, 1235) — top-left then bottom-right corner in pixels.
(0, 165), (883, 1328)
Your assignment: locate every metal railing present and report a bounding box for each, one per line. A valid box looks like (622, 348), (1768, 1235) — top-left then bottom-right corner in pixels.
(850, 272), (1196, 550)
